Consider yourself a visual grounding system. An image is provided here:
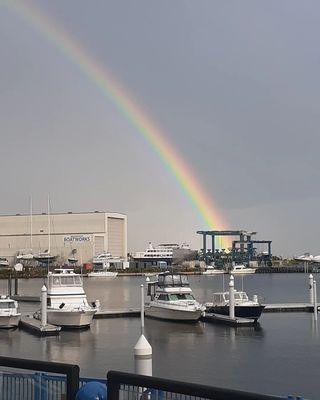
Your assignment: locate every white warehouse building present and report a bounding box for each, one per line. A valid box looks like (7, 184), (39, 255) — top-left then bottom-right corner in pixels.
(0, 211), (127, 265)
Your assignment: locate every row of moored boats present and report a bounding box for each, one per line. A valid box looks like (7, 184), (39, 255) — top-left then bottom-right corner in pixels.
(0, 269), (264, 329)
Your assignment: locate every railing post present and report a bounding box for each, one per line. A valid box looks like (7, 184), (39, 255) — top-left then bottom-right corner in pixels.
(107, 372), (120, 400)
(66, 366), (79, 400)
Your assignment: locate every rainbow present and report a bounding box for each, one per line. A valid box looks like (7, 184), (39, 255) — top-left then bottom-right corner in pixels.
(4, 1), (230, 248)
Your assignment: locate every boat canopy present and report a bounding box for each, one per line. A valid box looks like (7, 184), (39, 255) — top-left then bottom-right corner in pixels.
(213, 291), (249, 304)
(157, 273), (189, 287)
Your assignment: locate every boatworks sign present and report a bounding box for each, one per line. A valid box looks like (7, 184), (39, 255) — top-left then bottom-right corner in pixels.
(63, 235), (91, 243)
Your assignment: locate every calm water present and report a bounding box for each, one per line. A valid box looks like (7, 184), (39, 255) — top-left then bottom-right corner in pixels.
(0, 274), (319, 398)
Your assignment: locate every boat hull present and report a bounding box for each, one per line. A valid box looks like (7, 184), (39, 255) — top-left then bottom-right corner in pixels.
(202, 270), (225, 275)
(205, 305), (265, 321)
(230, 269), (256, 274)
(145, 305), (201, 322)
(0, 314), (20, 328)
(47, 309), (96, 328)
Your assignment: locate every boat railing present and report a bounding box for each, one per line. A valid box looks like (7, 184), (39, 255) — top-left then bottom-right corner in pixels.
(107, 370), (289, 400)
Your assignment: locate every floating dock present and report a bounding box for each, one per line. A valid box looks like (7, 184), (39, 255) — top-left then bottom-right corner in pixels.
(94, 309), (140, 319)
(201, 312), (256, 326)
(12, 295), (40, 302)
(19, 316), (61, 336)
(263, 303), (313, 313)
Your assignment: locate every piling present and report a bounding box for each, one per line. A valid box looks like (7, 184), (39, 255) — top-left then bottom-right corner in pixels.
(7, 273), (12, 297)
(14, 277), (19, 296)
(134, 284), (152, 376)
(313, 280), (317, 321)
(229, 275), (235, 319)
(309, 274), (314, 305)
(41, 285), (47, 327)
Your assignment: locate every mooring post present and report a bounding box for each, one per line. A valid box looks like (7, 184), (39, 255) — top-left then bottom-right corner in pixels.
(134, 283), (152, 376)
(14, 276), (18, 296)
(313, 279), (317, 321)
(229, 275), (235, 319)
(309, 274), (314, 304)
(41, 285), (47, 327)
(7, 272), (12, 297)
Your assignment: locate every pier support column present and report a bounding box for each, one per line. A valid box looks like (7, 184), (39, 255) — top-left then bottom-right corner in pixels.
(309, 274), (314, 304)
(134, 283), (152, 376)
(203, 234), (207, 264)
(313, 279), (318, 321)
(14, 277), (18, 296)
(41, 285), (47, 327)
(229, 275), (235, 319)
(7, 273), (12, 297)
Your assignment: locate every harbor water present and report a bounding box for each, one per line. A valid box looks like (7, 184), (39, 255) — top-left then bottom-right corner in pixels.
(0, 274), (319, 398)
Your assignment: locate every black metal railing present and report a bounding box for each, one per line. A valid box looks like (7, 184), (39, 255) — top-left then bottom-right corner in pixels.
(0, 356), (79, 400)
(107, 371), (287, 400)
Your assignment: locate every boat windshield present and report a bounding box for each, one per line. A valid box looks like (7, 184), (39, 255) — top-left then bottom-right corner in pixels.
(168, 294), (195, 301)
(158, 274), (189, 287)
(49, 275), (82, 287)
(0, 302), (15, 309)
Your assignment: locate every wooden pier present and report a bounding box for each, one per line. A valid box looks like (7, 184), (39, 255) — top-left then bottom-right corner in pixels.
(263, 303), (313, 313)
(19, 316), (61, 336)
(94, 309), (140, 319)
(12, 295), (40, 302)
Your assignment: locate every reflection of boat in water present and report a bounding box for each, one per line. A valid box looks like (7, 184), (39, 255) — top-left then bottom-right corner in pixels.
(36, 269), (97, 328)
(145, 272), (204, 322)
(202, 265), (225, 275)
(229, 265), (256, 274)
(205, 291), (265, 322)
(0, 296), (21, 328)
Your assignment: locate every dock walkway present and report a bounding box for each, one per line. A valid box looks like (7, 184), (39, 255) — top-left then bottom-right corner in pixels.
(20, 316), (61, 336)
(263, 303), (313, 312)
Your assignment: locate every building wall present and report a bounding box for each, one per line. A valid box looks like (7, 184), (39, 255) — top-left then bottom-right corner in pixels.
(0, 211), (127, 264)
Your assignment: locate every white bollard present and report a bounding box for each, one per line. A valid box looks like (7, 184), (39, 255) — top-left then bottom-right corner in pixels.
(309, 274), (314, 305)
(134, 334), (152, 376)
(134, 283), (152, 375)
(313, 280), (317, 321)
(41, 285), (47, 327)
(229, 275), (235, 319)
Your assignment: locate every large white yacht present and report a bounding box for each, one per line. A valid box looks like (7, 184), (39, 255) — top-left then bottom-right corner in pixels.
(0, 296), (20, 328)
(44, 269), (98, 328)
(133, 242), (190, 262)
(145, 272), (204, 322)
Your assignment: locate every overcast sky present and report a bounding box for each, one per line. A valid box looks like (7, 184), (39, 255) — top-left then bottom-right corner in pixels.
(0, 0), (319, 255)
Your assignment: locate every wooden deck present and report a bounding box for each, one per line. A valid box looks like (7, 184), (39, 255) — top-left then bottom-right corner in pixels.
(19, 316), (61, 336)
(201, 312), (256, 326)
(94, 309), (140, 318)
(263, 303), (313, 312)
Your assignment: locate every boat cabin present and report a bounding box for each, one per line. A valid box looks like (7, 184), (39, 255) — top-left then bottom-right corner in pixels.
(47, 269), (87, 308)
(147, 273), (191, 300)
(0, 296), (18, 310)
(212, 291), (249, 305)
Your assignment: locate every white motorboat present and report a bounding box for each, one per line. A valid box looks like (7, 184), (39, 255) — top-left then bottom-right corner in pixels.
(44, 269), (98, 328)
(229, 264), (256, 274)
(89, 252), (119, 277)
(145, 272), (204, 322)
(202, 265), (225, 275)
(204, 291), (265, 322)
(0, 257), (9, 267)
(0, 296), (21, 328)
